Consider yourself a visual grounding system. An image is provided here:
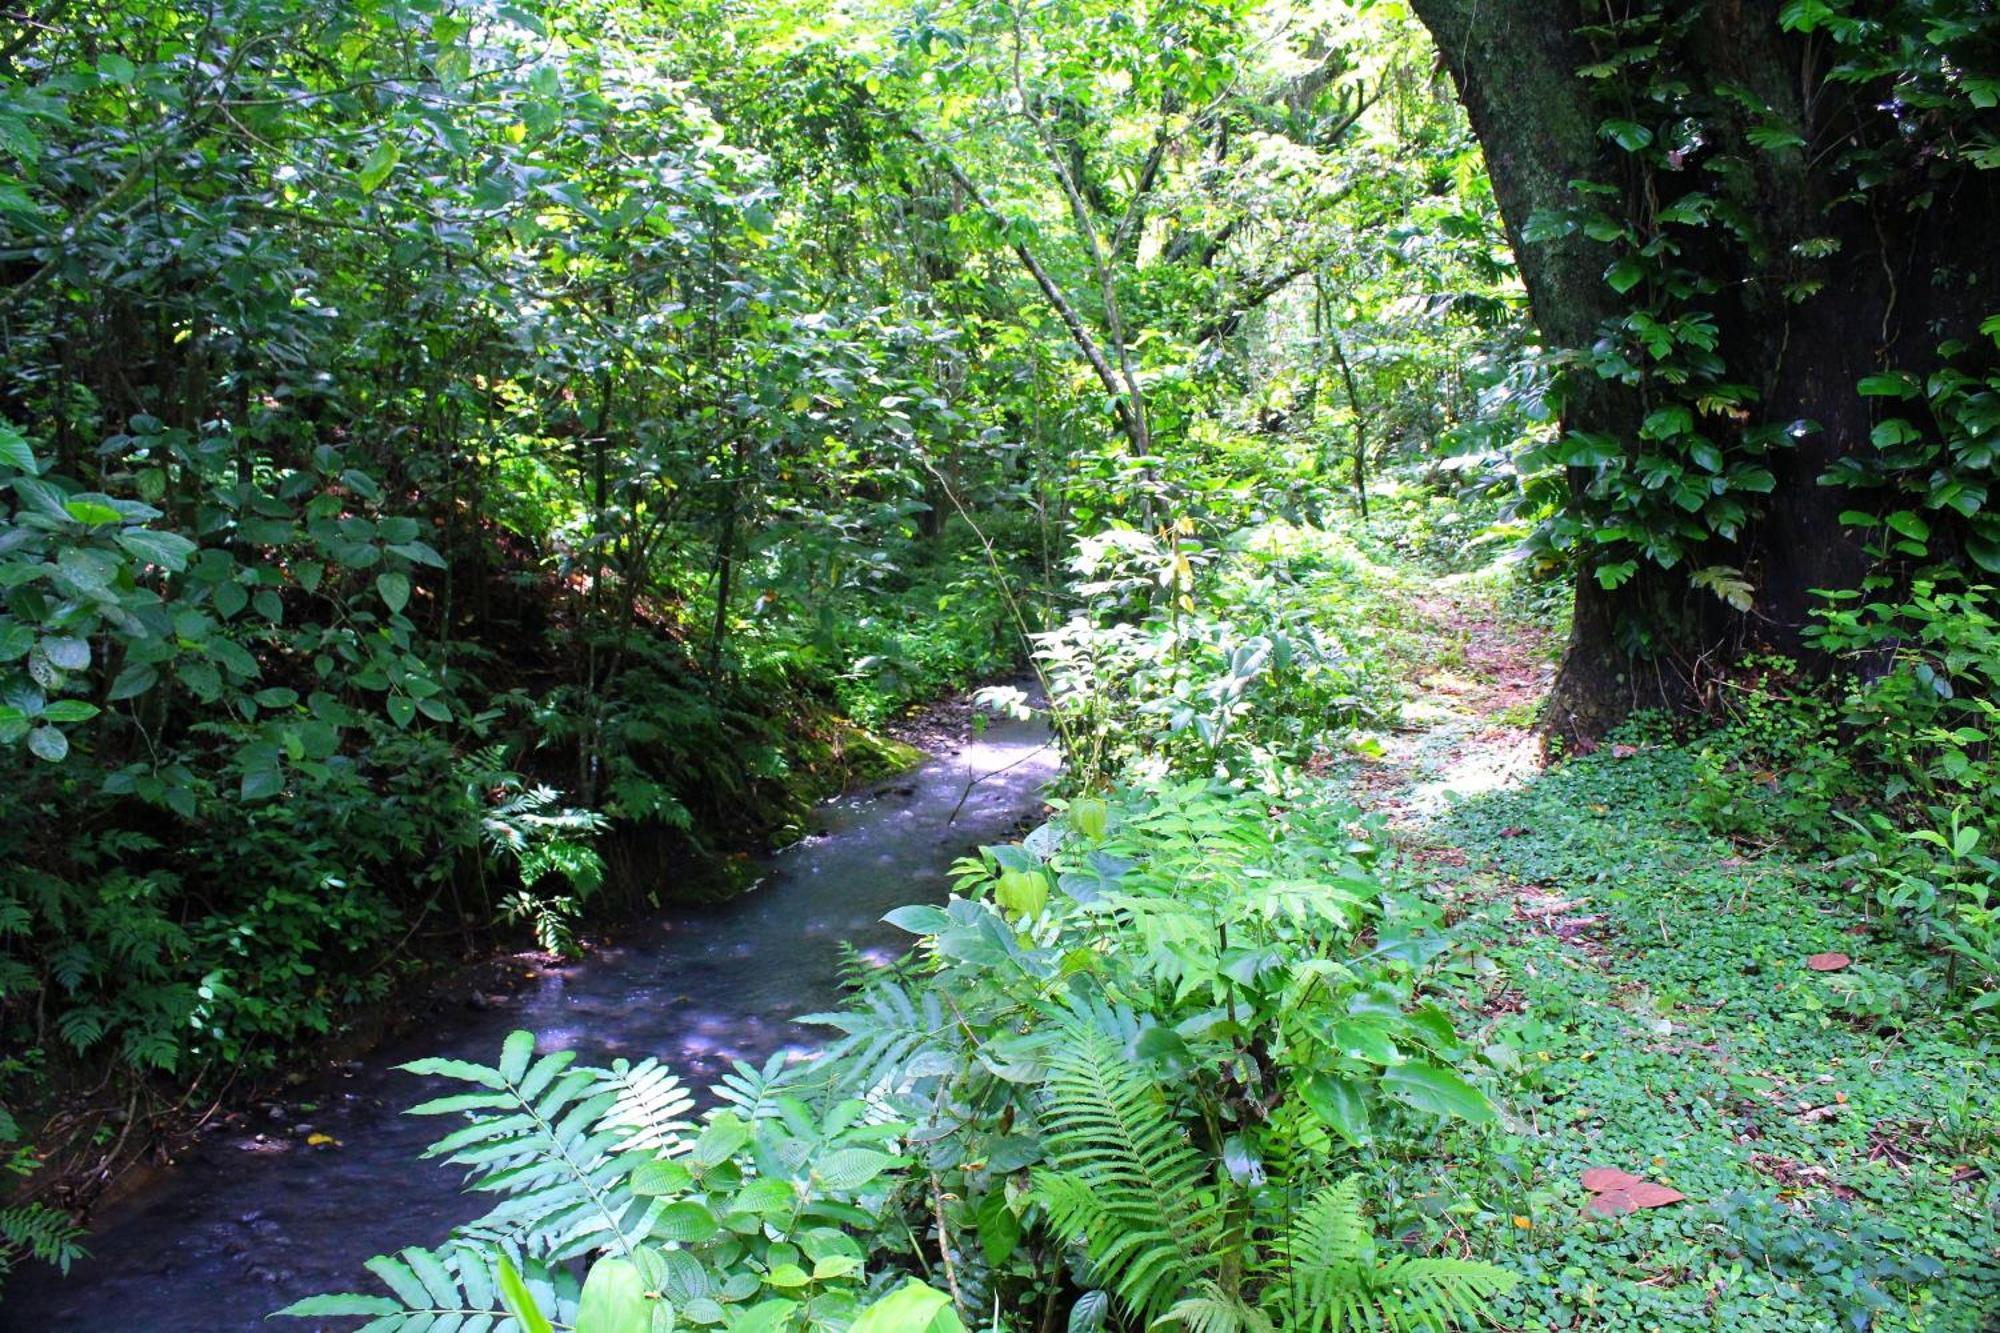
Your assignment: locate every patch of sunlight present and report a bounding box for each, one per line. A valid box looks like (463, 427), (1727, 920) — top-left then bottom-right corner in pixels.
(1406, 730), (1542, 815)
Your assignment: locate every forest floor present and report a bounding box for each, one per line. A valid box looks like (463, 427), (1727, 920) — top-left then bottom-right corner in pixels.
(1343, 571), (1998, 1331)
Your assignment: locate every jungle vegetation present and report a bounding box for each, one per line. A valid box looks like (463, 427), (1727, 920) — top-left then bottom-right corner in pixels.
(1, 0), (1995, 1327)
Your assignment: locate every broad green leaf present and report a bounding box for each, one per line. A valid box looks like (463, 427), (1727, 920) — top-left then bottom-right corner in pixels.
(64, 498), (122, 525)
(1857, 372), (1917, 398)
(117, 528), (198, 571)
(1380, 1061), (1494, 1124)
(1300, 1073), (1372, 1147)
(107, 663), (158, 701)
(377, 571), (411, 615)
(850, 1280), (965, 1333)
(41, 636), (88, 671)
(0, 423), (35, 473)
(814, 1147), (897, 1192)
(652, 1200), (720, 1244)
(27, 725), (68, 762)
(630, 1159), (695, 1196)
(576, 1256), (652, 1333)
(357, 140), (400, 194)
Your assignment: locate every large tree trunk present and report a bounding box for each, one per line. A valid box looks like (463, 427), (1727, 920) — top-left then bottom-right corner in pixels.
(1410, 1), (2000, 742)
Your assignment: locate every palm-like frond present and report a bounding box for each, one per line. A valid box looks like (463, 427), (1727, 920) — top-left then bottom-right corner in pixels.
(1031, 1022), (1223, 1323)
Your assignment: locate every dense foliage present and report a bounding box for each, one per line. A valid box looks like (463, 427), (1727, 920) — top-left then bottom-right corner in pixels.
(284, 784), (1514, 1332)
(4, 0), (1997, 1327)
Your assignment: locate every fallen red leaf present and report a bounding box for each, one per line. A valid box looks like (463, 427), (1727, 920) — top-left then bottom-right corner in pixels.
(1582, 1167), (1688, 1217)
(1806, 952), (1852, 972)
(1624, 1181), (1686, 1208)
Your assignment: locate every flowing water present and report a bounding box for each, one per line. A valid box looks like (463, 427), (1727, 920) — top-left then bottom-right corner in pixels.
(4, 709), (1055, 1332)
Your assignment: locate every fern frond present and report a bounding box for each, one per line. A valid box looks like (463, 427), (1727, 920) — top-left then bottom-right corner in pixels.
(595, 1056), (695, 1154)
(401, 1031), (652, 1263)
(1374, 1255), (1519, 1333)
(1262, 1179), (1515, 1332)
(799, 974), (951, 1095)
(1162, 1282), (1274, 1333)
(0, 1202), (87, 1275)
(711, 1050), (797, 1119)
(1031, 1022), (1222, 1322)
(277, 1239), (575, 1329)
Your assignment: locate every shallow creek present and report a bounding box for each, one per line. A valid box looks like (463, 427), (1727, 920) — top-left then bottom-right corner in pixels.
(5, 709), (1055, 1332)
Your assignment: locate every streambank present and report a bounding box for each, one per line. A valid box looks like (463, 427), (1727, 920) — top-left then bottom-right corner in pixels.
(3, 706), (1057, 1331)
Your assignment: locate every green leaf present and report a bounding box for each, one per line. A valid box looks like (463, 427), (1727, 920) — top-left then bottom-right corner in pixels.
(377, 571), (411, 615)
(850, 1280), (965, 1333)
(274, 1295), (404, 1317)
(1380, 1061), (1494, 1124)
(1300, 1074), (1372, 1148)
(1604, 258), (1645, 294)
(1326, 1019), (1400, 1066)
(499, 1028), (535, 1084)
(240, 767), (284, 801)
(497, 1252), (554, 1333)
(1884, 510), (1930, 541)
(652, 1200), (720, 1244)
(883, 904), (951, 935)
(41, 700), (98, 723)
(814, 1147), (897, 1192)
(65, 498), (122, 525)
(630, 1159), (695, 1196)
(1857, 372), (1917, 398)
(1598, 119), (1654, 152)
(41, 636), (89, 671)
(107, 663), (158, 701)
(357, 140), (401, 194)
(0, 423), (36, 473)
(691, 1113), (751, 1167)
(27, 725), (68, 762)
(387, 694), (416, 729)
(116, 528), (198, 572)
(576, 1256), (652, 1333)
(976, 1188), (1021, 1267)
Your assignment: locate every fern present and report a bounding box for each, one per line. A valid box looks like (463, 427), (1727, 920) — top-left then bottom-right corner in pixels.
(1031, 1021), (1224, 1323)
(1162, 1284), (1275, 1333)
(0, 1202), (87, 1276)
(710, 1049), (797, 1120)
(595, 1056), (695, 1154)
(277, 1030), (668, 1328)
(1260, 1179), (1516, 1332)
(280, 1240), (574, 1331)
(799, 973), (952, 1095)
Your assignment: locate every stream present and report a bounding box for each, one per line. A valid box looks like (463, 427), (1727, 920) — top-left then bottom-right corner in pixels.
(4, 709), (1056, 1332)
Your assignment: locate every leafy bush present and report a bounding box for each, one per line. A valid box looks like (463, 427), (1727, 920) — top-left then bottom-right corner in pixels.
(1036, 525), (1408, 787)
(1676, 583), (2000, 1015)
